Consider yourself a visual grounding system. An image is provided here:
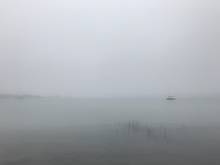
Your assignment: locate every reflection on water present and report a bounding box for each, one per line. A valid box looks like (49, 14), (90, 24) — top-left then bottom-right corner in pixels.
(0, 98), (220, 164)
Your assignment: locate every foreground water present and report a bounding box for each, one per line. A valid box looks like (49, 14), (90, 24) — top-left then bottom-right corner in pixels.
(0, 98), (220, 164)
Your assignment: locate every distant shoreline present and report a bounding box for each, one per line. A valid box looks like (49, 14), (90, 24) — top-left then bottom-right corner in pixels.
(0, 94), (43, 99)
(0, 94), (220, 100)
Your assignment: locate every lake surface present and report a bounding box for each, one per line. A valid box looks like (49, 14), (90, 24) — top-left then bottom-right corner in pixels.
(0, 98), (220, 164)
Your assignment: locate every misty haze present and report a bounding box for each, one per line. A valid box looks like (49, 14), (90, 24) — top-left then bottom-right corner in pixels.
(0, 0), (220, 164)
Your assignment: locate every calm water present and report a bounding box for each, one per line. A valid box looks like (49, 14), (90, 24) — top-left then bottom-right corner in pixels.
(0, 98), (220, 164)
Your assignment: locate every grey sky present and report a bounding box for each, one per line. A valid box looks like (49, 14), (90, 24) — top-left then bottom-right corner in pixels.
(0, 0), (219, 97)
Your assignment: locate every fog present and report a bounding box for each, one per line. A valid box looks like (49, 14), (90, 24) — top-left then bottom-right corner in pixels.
(2, 1), (220, 164)
(0, 0), (220, 97)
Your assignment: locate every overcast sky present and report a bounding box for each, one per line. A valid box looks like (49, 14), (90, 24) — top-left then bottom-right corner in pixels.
(0, 0), (219, 97)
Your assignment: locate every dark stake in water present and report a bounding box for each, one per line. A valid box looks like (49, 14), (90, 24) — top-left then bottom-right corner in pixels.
(0, 98), (220, 164)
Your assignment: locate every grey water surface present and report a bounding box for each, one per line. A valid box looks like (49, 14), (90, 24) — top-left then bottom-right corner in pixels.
(0, 98), (220, 165)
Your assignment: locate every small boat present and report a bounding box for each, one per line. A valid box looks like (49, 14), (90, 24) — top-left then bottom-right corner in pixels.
(166, 96), (176, 100)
